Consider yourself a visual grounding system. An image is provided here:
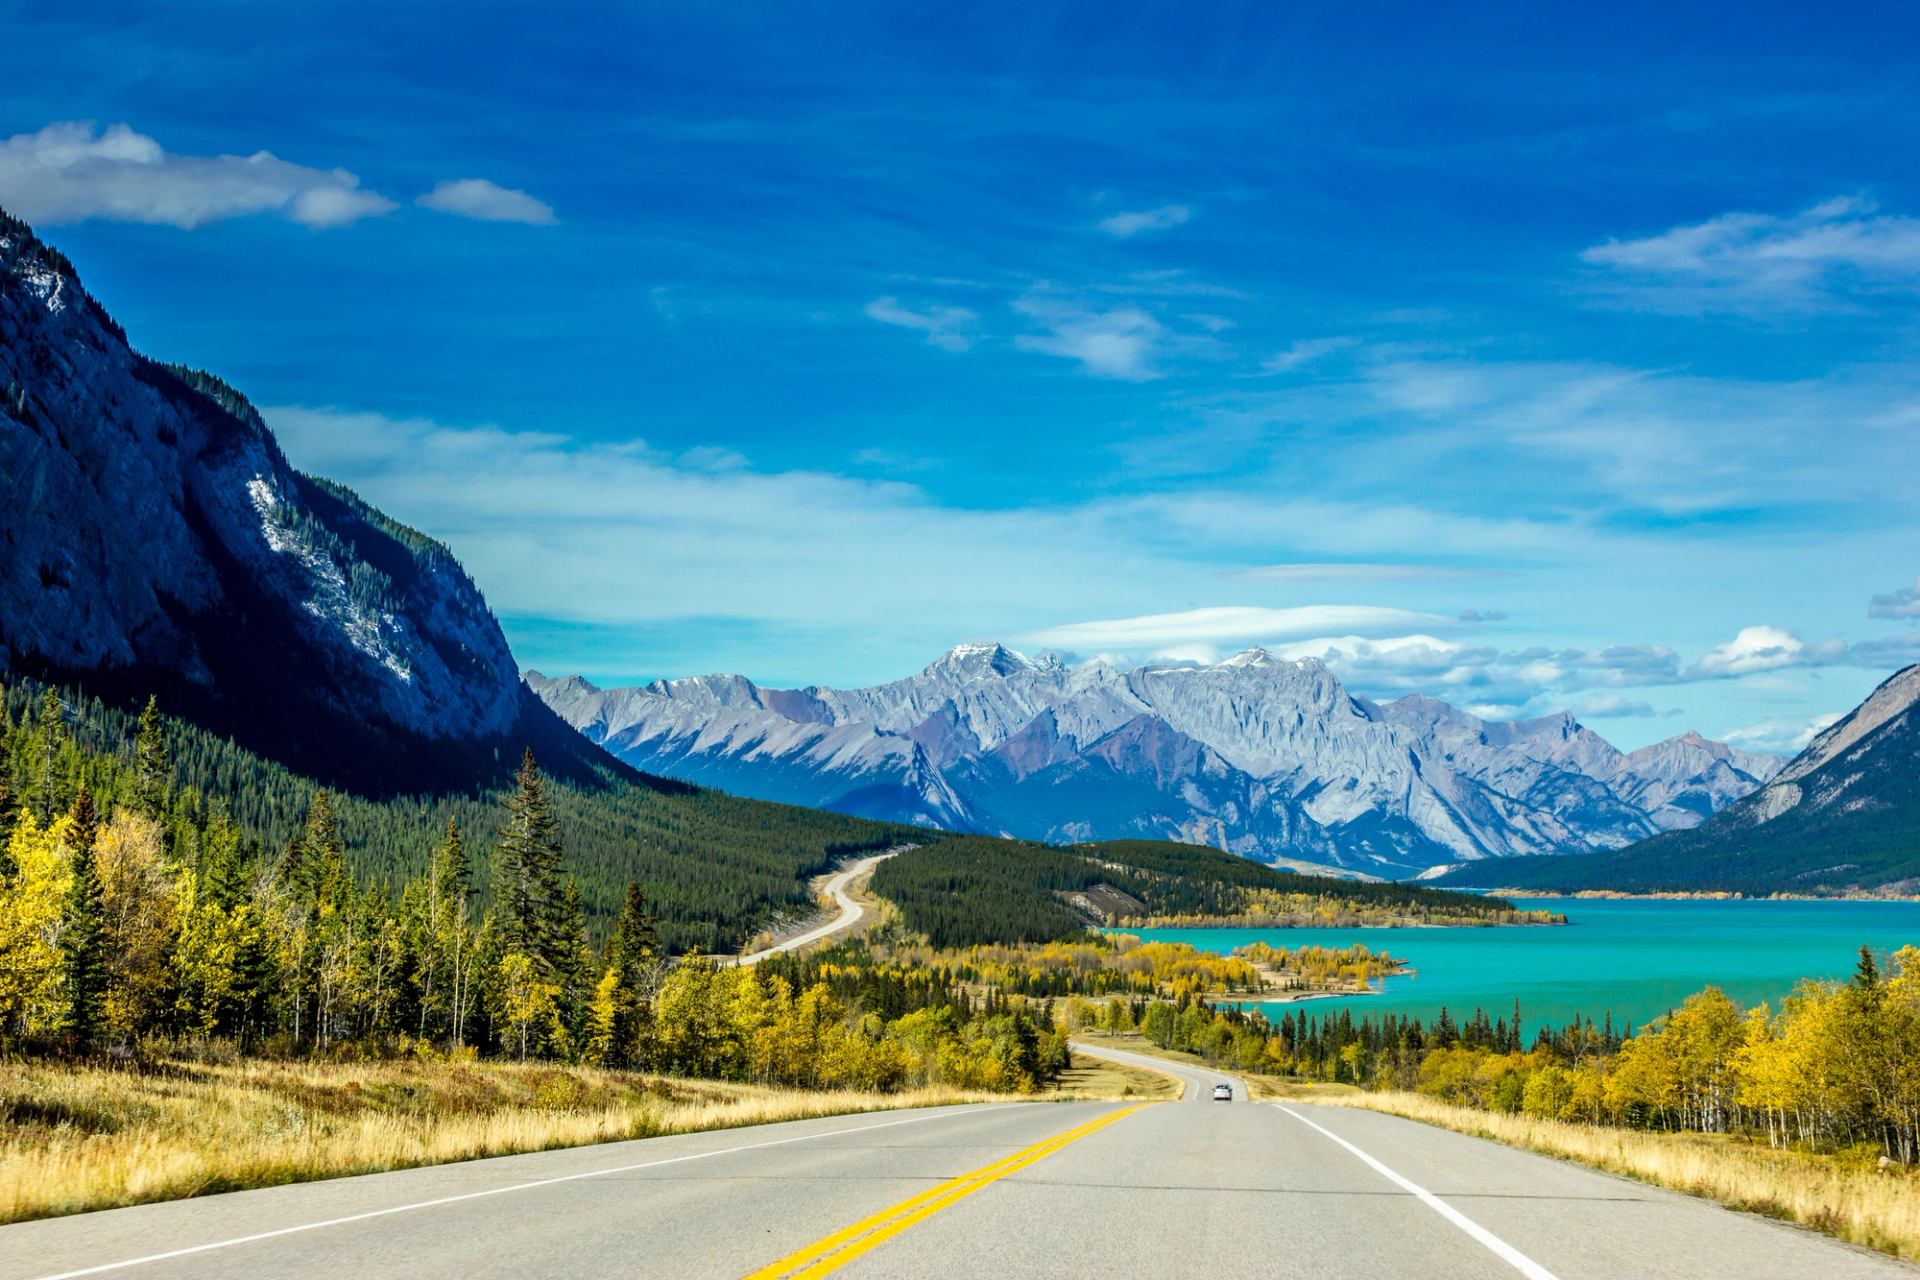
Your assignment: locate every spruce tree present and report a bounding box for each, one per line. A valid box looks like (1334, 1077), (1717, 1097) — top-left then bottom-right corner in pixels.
(62, 786), (107, 1053)
(34, 688), (68, 823)
(133, 696), (170, 819)
(0, 712), (15, 870)
(431, 817), (470, 903)
(605, 882), (661, 1065)
(301, 790), (348, 909)
(494, 749), (563, 970)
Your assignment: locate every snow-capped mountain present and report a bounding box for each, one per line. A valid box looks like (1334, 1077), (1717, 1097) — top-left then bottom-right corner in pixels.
(528, 643), (1782, 876)
(0, 208), (544, 787)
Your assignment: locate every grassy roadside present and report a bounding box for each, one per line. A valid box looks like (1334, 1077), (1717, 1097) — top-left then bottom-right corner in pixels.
(1054, 1052), (1181, 1101)
(0, 1055), (1140, 1226)
(1323, 1092), (1920, 1261)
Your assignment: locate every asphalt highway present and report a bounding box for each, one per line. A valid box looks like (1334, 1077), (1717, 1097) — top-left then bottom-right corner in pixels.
(3, 1043), (1911, 1280)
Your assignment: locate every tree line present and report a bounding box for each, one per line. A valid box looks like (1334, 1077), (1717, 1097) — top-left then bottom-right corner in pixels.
(0, 688), (1064, 1092)
(0, 679), (912, 953)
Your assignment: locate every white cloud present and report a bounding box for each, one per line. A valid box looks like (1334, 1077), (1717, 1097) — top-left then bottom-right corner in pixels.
(1020, 606), (1453, 654)
(1686, 625), (1842, 679)
(1582, 196), (1920, 308)
(1869, 576), (1920, 620)
(417, 178), (556, 225)
(1013, 297), (1164, 379)
(1262, 336), (1358, 372)
(1098, 204), (1191, 238)
(1723, 712), (1844, 755)
(863, 296), (978, 352)
(0, 121), (395, 229)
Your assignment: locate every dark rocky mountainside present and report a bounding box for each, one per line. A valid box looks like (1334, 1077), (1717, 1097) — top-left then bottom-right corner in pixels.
(2, 208), (591, 791)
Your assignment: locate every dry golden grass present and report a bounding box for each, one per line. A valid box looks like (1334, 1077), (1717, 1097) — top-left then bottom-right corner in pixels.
(1050, 1056), (1180, 1101)
(0, 1056), (1058, 1226)
(1326, 1091), (1920, 1260)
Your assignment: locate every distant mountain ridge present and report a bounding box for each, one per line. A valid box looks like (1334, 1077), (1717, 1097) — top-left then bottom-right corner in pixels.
(1435, 663), (1920, 896)
(528, 643), (1781, 877)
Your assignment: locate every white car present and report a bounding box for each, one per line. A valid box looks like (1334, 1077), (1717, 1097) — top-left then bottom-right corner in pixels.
(1211, 1083), (1233, 1102)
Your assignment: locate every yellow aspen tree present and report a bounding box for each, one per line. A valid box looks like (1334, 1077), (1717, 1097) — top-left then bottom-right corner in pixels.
(94, 810), (177, 1040)
(584, 967), (620, 1066)
(0, 813), (75, 1039)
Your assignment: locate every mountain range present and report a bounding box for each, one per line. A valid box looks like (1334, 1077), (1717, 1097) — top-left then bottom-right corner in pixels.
(1435, 662), (1920, 896)
(527, 643), (1782, 878)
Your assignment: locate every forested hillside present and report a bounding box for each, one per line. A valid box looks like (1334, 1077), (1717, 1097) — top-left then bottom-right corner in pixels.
(870, 836), (1554, 948)
(1, 679), (913, 951)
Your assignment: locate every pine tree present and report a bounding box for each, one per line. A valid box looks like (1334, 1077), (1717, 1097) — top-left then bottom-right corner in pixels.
(33, 689), (68, 824)
(133, 696), (170, 820)
(61, 788), (107, 1052)
(431, 817), (470, 903)
(1855, 944), (1881, 992)
(494, 749), (564, 971)
(604, 882), (662, 1066)
(301, 791), (348, 909)
(0, 710), (14, 831)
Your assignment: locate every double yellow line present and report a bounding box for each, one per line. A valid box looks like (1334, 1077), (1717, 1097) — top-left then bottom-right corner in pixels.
(742, 1103), (1153, 1279)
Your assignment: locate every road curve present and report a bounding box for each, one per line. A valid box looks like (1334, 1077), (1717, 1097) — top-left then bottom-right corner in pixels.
(733, 846), (907, 966)
(4, 1045), (1912, 1280)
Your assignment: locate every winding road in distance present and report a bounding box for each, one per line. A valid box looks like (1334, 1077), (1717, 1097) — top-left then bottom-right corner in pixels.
(732, 846), (906, 966)
(5, 1041), (1911, 1280)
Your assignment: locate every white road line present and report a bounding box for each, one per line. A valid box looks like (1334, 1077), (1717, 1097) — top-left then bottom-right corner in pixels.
(1274, 1104), (1561, 1280)
(28, 1103), (1018, 1280)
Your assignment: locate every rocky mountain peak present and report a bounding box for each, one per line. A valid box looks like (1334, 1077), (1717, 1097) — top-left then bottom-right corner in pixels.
(925, 642), (1032, 678)
(1, 208), (524, 780)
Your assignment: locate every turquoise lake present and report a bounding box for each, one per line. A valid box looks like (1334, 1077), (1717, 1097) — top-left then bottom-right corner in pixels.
(1130, 898), (1920, 1037)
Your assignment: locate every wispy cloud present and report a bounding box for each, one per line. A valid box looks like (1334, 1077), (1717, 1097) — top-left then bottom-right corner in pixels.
(1722, 712), (1844, 755)
(863, 296), (978, 352)
(1020, 605), (1454, 654)
(1098, 204), (1191, 238)
(417, 178), (556, 225)
(1582, 195), (1920, 309)
(1869, 576), (1920, 620)
(1227, 562), (1488, 584)
(0, 121), (395, 229)
(1358, 357), (1920, 515)
(1262, 336), (1358, 372)
(1013, 296), (1165, 379)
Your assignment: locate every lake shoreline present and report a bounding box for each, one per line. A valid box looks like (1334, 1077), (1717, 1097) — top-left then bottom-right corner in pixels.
(1486, 888), (1920, 903)
(1129, 898), (1920, 1038)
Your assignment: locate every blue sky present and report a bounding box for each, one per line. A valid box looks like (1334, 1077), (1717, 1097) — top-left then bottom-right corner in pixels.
(4, 1), (1918, 750)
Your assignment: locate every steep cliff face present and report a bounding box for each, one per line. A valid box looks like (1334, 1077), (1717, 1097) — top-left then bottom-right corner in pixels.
(1, 209), (524, 783)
